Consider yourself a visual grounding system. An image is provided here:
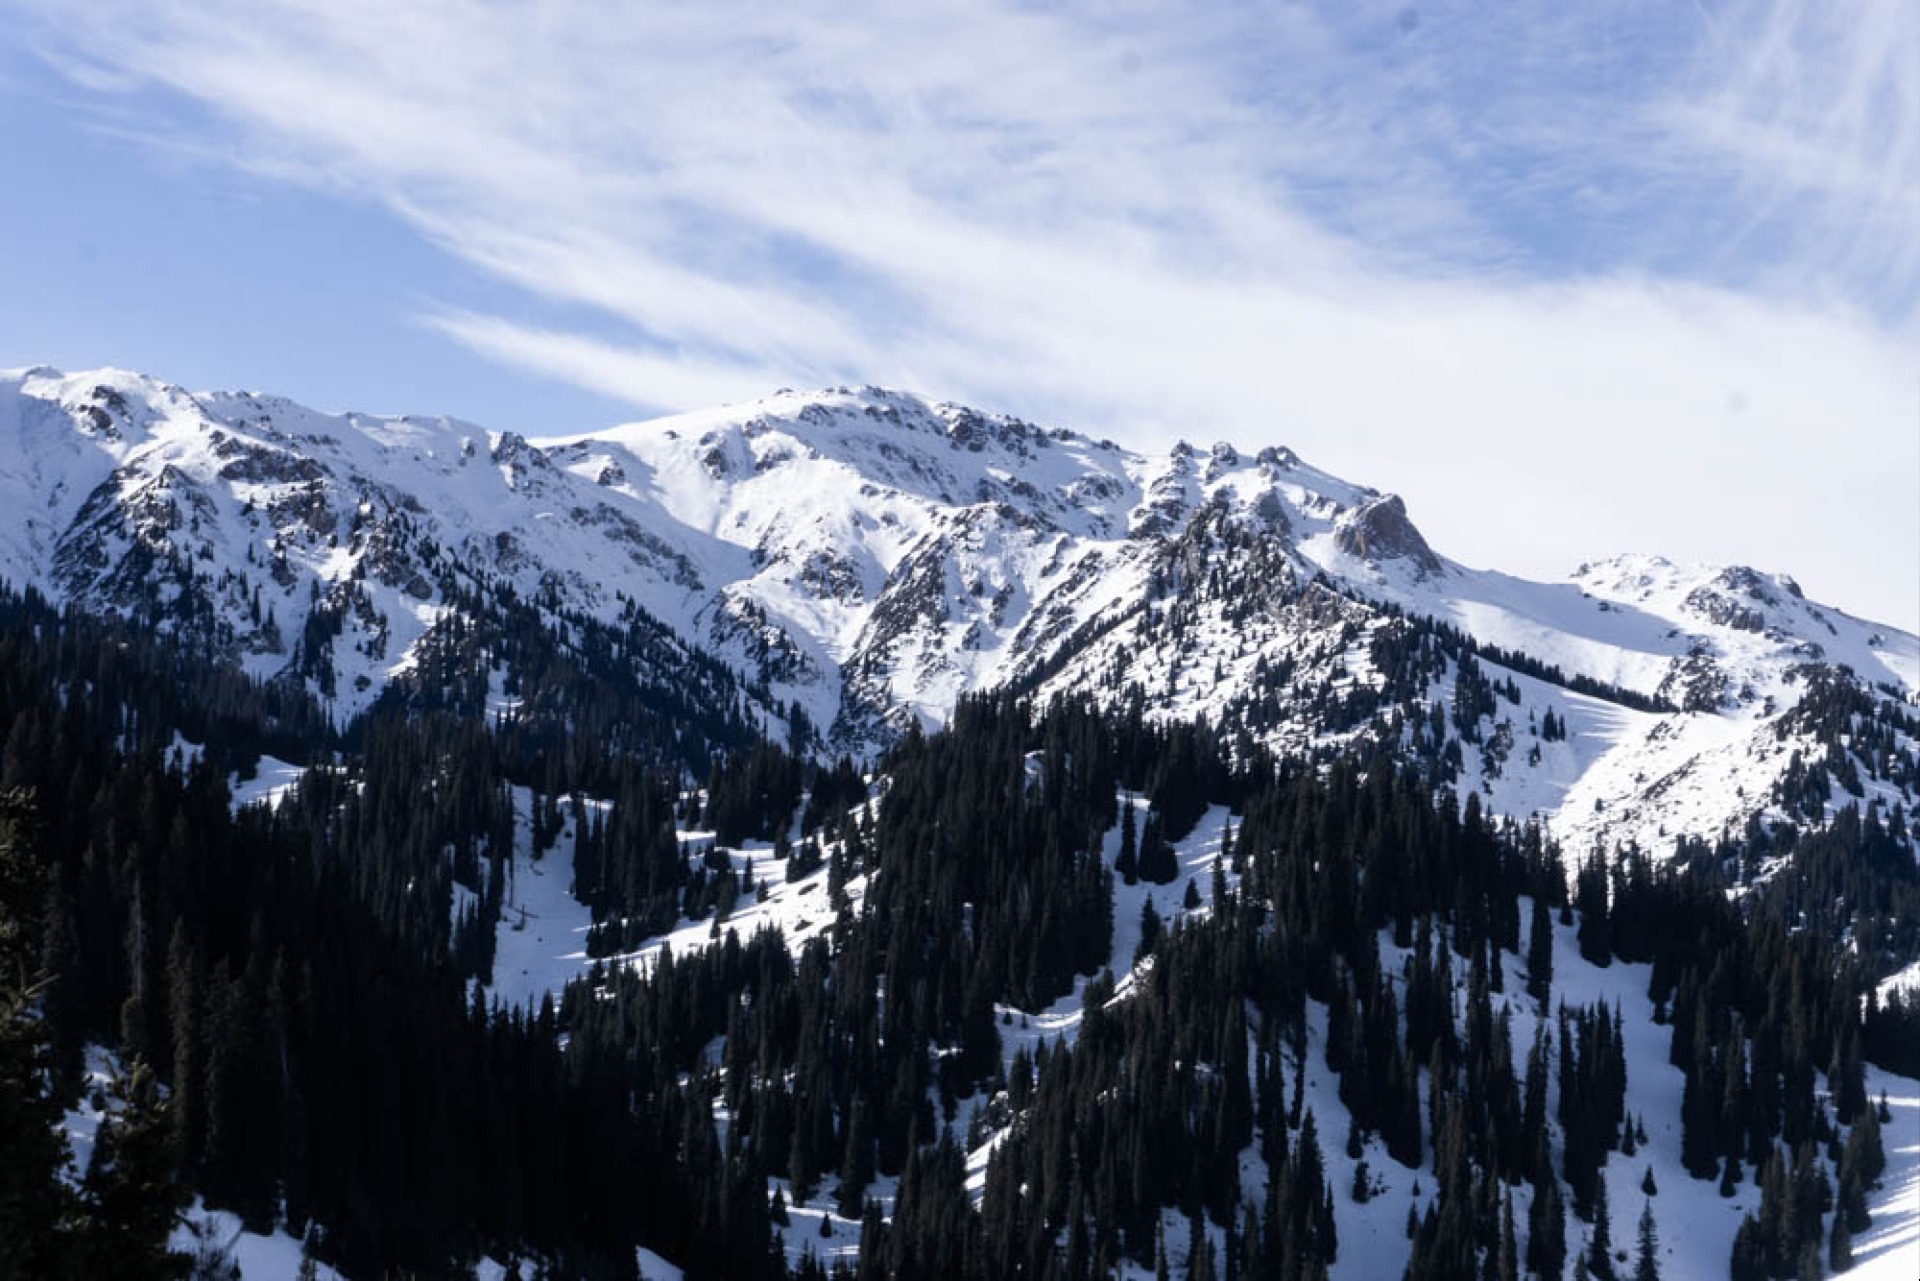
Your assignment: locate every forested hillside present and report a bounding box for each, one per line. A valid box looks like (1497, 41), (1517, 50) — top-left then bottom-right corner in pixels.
(2, 584), (1915, 1279)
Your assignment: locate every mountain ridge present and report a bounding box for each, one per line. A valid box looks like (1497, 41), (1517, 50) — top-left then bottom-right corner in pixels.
(3, 364), (1914, 865)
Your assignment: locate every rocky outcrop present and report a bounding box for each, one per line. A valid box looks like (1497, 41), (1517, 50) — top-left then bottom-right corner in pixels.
(1334, 494), (1442, 577)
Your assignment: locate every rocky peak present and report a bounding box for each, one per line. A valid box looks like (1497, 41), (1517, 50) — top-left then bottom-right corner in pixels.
(1333, 493), (1442, 577)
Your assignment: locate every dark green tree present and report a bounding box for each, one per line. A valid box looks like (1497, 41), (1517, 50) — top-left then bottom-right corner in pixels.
(73, 1059), (191, 1279)
(0, 789), (73, 1280)
(1631, 1200), (1659, 1281)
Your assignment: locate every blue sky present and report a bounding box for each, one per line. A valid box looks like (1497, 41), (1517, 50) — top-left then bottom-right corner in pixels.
(0, 62), (631, 431)
(2, 0), (1915, 627)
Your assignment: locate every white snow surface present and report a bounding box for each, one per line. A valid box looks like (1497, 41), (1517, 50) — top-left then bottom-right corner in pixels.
(229, 753), (307, 812)
(167, 1205), (346, 1281)
(481, 787), (599, 1012)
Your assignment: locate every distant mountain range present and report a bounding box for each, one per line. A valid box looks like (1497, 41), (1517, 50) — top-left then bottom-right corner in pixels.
(4, 365), (1914, 862)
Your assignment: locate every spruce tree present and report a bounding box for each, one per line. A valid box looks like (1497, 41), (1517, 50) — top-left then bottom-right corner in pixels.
(0, 789), (73, 1280)
(1631, 1200), (1659, 1281)
(1527, 1166), (1567, 1281)
(1526, 895), (1554, 1012)
(74, 1059), (191, 1280)
(1117, 803), (1139, 886)
(1137, 897), (1163, 963)
(1828, 1209), (1852, 1274)
(1575, 853), (1611, 967)
(1499, 1191), (1519, 1281)
(1729, 1215), (1765, 1281)
(1140, 814), (1178, 886)
(1587, 1178), (1615, 1281)
(1842, 1107), (1885, 1190)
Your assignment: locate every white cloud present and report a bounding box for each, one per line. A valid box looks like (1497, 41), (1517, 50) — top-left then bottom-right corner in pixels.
(8, 0), (1917, 625)
(423, 308), (791, 418)
(1648, 0), (1920, 302)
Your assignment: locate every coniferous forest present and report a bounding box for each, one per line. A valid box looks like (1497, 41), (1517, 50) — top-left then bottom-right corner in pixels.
(1, 580), (1915, 1281)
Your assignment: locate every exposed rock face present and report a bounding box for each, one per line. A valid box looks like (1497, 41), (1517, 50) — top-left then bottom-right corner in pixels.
(1334, 494), (1442, 577)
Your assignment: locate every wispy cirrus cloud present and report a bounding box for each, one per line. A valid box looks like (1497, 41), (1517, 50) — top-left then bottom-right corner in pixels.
(6, 0), (1917, 624)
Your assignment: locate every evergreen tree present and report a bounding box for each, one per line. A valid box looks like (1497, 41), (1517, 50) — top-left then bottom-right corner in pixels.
(1117, 803), (1139, 886)
(1730, 1215), (1765, 1281)
(1527, 1172), (1566, 1280)
(1526, 896), (1554, 1012)
(1137, 897), (1163, 962)
(1587, 1179), (1615, 1281)
(1499, 1190), (1519, 1281)
(1140, 814), (1179, 886)
(1631, 1200), (1659, 1281)
(1575, 853), (1611, 967)
(1828, 1209), (1852, 1274)
(1842, 1107), (1885, 1191)
(0, 789), (74, 1280)
(74, 1059), (191, 1279)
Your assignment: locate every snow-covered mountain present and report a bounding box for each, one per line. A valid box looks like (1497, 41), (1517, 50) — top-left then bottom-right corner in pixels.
(3, 365), (1914, 862)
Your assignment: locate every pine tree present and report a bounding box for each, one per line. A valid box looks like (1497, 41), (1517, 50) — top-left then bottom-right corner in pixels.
(164, 924), (202, 1176)
(0, 789), (74, 1280)
(1632, 1200), (1660, 1281)
(1575, 853), (1611, 967)
(1526, 895), (1554, 1012)
(1499, 1191), (1519, 1281)
(1842, 1106), (1885, 1190)
(1137, 897), (1163, 963)
(1828, 1208), (1852, 1273)
(1730, 1215), (1765, 1281)
(836, 1100), (874, 1219)
(1117, 803), (1139, 886)
(1140, 814), (1178, 885)
(1184, 1212), (1213, 1281)
(1527, 1168), (1567, 1280)
(74, 1059), (191, 1279)
(1587, 1178), (1615, 1281)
